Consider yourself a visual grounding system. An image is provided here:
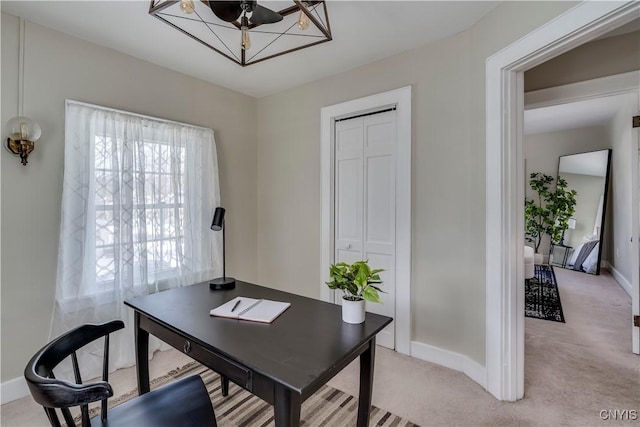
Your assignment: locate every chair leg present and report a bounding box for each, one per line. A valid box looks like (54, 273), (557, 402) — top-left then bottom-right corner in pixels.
(221, 376), (229, 397)
(44, 408), (62, 427)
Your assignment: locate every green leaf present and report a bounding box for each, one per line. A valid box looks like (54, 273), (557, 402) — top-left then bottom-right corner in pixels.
(362, 286), (382, 303)
(370, 285), (386, 293)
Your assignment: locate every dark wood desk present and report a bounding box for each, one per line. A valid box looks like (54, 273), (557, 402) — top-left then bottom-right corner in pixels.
(124, 281), (392, 427)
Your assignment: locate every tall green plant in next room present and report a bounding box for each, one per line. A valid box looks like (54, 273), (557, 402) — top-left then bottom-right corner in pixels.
(547, 176), (578, 245)
(525, 172), (577, 253)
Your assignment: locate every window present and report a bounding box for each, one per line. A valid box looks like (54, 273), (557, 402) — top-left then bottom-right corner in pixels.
(51, 101), (221, 378)
(55, 101), (221, 302)
(93, 133), (187, 287)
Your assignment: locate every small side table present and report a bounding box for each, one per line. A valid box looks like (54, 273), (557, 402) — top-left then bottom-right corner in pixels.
(550, 243), (573, 268)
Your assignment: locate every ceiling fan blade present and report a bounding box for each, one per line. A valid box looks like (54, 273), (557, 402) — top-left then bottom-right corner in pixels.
(208, 1), (243, 22)
(250, 4), (283, 25)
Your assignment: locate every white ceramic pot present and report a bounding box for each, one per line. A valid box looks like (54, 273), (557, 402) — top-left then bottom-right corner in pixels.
(534, 252), (543, 265)
(342, 297), (365, 324)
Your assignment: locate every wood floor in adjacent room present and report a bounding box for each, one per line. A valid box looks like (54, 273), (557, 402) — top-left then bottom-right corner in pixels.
(2, 267), (637, 426)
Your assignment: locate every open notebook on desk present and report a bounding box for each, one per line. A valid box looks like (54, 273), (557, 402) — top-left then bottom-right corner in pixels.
(210, 297), (291, 323)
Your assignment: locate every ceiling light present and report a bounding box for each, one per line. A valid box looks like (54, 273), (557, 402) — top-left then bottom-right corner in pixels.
(297, 3), (310, 30)
(240, 15), (251, 50)
(148, 0), (332, 67)
(179, 0), (194, 14)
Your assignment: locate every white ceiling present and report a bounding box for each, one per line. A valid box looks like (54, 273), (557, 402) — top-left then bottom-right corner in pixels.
(523, 93), (635, 136)
(0, 1), (499, 98)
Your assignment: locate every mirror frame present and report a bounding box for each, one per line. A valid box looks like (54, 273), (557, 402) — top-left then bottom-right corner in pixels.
(556, 149), (612, 275)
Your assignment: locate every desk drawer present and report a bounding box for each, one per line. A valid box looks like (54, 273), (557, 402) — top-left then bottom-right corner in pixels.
(141, 316), (253, 391)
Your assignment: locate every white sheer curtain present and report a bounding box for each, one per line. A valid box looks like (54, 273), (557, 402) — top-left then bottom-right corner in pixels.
(51, 100), (221, 379)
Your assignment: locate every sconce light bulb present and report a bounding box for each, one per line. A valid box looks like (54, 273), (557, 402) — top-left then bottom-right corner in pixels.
(297, 7), (309, 30)
(241, 25), (251, 50)
(179, 0), (195, 14)
(20, 122), (28, 139)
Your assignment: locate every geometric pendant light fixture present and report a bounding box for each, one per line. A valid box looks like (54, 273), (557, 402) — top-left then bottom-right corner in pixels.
(148, 0), (331, 67)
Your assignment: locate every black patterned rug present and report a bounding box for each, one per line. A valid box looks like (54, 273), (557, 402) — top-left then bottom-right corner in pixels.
(525, 264), (565, 322)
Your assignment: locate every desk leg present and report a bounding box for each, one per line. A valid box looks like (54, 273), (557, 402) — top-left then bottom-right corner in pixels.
(221, 376), (229, 397)
(357, 337), (376, 427)
(274, 384), (301, 427)
(134, 312), (150, 395)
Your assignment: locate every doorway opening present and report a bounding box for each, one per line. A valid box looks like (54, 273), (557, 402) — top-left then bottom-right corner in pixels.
(485, 1), (640, 401)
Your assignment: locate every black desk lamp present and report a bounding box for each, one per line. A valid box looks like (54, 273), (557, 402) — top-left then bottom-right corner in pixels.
(210, 207), (235, 290)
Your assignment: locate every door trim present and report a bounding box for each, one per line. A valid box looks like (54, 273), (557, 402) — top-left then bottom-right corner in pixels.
(631, 102), (640, 355)
(485, 1), (640, 401)
(524, 71), (640, 110)
(321, 86), (412, 355)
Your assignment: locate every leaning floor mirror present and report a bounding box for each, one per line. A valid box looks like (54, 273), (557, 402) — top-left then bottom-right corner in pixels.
(550, 149), (612, 275)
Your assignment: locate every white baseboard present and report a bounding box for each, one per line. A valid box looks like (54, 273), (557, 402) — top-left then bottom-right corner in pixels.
(608, 264), (632, 297)
(410, 341), (486, 390)
(1, 376), (29, 404)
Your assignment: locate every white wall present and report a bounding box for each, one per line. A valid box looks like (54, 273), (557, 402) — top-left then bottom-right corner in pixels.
(525, 30), (640, 92)
(524, 126), (610, 258)
(1, 0), (582, 388)
(608, 93), (638, 283)
(1, 13), (258, 382)
(256, 1), (577, 365)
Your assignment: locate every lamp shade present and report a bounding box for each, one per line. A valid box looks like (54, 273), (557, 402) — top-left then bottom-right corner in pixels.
(6, 116), (41, 142)
(211, 207), (225, 231)
(209, 206), (234, 290)
(568, 218), (577, 230)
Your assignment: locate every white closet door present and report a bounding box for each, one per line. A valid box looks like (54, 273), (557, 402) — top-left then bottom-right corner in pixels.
(334, 110), (397, 349)
(335, 117), (364, 265)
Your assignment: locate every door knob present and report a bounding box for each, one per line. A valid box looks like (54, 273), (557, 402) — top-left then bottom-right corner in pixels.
(346, 243), (352, 249)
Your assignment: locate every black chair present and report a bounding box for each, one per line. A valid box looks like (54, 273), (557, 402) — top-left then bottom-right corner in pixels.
(24, 320), (217, 427)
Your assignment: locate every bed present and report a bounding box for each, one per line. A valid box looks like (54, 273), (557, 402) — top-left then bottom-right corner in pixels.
(567, 239), (600, 274)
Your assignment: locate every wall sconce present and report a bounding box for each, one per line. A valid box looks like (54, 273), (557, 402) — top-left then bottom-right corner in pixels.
(6, 116), (41, 165)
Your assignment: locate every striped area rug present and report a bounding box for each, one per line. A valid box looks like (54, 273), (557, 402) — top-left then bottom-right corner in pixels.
(79, 361), (418, 426)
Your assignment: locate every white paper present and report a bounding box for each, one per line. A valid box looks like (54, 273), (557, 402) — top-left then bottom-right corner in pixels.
(210, 297), (290, 323)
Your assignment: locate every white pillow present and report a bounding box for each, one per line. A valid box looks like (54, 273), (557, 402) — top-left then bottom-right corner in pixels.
(568, 243), (583, 267)
(582, 242), (600, 274)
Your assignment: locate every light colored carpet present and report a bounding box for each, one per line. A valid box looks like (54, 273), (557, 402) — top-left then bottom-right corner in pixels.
(2, 268), (637, 426)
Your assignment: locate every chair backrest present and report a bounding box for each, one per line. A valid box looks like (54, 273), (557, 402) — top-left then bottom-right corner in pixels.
(24, 321), (125, 427)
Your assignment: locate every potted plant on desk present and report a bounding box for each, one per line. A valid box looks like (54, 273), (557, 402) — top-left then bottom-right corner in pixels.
(326, 260), (384, 324)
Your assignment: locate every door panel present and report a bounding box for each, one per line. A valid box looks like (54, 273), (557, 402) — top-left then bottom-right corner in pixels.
(334, 110), (397, 349)
(366, 155), (394, 244)
(336, 158), (362, 244)
(365, 251), (395, 316)
(363, 112), (396, 348)
(335, 119), (363, 265)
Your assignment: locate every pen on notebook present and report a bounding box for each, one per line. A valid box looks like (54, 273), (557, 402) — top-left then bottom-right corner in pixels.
(231, 300), (241, 313)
